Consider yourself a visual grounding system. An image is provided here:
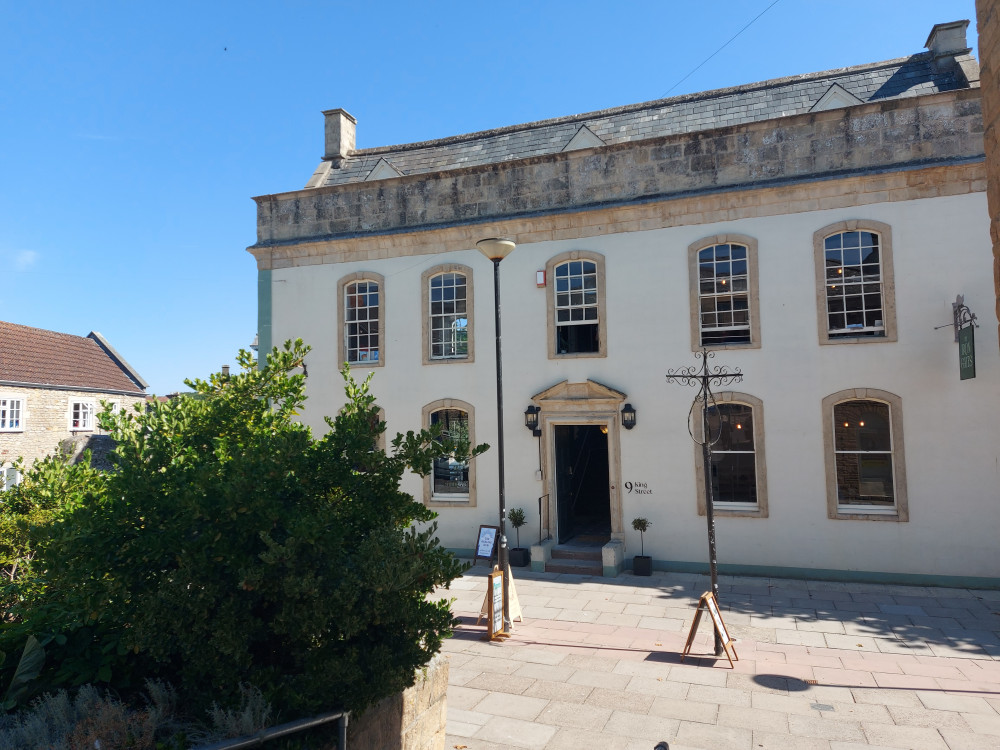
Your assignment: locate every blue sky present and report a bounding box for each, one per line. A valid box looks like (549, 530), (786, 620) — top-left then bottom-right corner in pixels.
(1, 1), (979, 394)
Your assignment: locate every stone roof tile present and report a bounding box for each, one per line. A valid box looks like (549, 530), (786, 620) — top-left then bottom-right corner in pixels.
(308, 51), (974, 188)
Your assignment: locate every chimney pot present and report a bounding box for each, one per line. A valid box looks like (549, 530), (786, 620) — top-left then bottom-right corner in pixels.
(221, 365), (230, 377)
(323, 108), (357, 161)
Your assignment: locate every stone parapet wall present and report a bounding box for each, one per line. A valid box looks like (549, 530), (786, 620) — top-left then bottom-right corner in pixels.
(252, 89), (984, 257)
(0, 385), (145, 471)
(348, 654), (448, 750)
(253, 160), (984, 269)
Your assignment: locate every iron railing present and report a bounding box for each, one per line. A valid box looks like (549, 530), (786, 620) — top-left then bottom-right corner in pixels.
(192, 709), (348, 750)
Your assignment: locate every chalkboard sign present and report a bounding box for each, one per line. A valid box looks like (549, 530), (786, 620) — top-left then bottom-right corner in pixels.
(474, 525), (499, 565)
(680, 591), (738, 668)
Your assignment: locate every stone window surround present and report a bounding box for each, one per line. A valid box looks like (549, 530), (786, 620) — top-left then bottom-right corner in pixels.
(545, 250), (608, 360)
(822, 388), (908, 522)
(337, 271), (386, 368)
(688, 233), (762, 352)
(693, 391), (769, 519)
(421, 263), (475, 366)
(0, 395), (24, 432)
(421, 398), (477, 508)
(813, 219), (897, 345)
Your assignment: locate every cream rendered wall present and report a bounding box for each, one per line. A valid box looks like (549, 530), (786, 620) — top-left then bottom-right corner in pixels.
(270, 191), (999, 579)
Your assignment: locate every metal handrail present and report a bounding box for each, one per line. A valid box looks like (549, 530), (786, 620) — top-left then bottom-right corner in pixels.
(192, 709), (349, 750)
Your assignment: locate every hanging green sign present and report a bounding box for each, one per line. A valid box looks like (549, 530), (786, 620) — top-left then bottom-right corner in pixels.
(959, 325), (976, 380)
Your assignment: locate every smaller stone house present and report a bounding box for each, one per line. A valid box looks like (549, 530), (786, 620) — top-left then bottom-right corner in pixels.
(0, 321), (148, 484)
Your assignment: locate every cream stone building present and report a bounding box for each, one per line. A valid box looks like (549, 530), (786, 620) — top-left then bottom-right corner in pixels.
(249, 21), (998, 586)
(0, 321), (148, 484)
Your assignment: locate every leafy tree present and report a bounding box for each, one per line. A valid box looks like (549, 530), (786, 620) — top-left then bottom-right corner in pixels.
(0, 341), (485, 718)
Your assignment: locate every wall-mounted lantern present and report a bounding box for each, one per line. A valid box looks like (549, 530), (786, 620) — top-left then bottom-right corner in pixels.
(524, 405), (541, 437)
(621, 403), (637, 430)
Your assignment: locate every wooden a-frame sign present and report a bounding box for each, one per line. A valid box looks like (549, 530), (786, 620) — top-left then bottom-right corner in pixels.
(681, 591), (739, 668)
(478, 564), (522, 638)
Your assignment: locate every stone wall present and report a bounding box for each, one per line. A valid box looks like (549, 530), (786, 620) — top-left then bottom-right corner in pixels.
(252, 89), (984, 256)
(0, 385), (145, 473)
(978, 0), (1000, 345)
(347, 654), (449, 750)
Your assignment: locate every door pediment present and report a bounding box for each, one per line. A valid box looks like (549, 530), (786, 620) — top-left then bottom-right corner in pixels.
(531, 379), (626, 412)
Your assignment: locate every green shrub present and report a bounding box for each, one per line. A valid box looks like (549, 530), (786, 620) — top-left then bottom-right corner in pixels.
(0, 340), (485, 719)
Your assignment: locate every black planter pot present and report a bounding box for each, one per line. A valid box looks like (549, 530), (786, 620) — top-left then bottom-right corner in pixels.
(509, 548), (531, 567)
(633, 555), (653, 576)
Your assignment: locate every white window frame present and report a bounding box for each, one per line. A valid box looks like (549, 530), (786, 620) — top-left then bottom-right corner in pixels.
(0, 397), (24, 431)
(337, 272), (385, 367)
(422, 264), (474, 365)
(422, 399), (477, 507)
(70, 400), (96, 431)
(822, 389), (908, 521)
(2, 466), (21, 491)
(688, 234), (761, 350)
(814, 220), (897, 345)
(545, 250), (607, 359)
(693, 392), (768, 518)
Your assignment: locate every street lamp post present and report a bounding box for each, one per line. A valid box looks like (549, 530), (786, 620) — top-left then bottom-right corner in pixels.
(477, 237), (516, 633)
(666, 350), (743, 656)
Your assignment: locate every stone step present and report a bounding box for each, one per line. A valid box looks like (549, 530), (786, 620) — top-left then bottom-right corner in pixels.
(550, 546), (603, 562)
(545, 557), (603, 576)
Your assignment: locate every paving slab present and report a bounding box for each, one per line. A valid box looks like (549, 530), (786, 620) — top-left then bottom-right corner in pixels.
(438, 566), (1000, 748)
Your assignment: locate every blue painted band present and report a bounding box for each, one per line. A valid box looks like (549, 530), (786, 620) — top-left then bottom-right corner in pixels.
(257, 269), (272, 368)
(652, 559), (1000, 590)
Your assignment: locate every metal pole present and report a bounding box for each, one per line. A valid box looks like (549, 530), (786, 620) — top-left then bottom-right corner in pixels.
(492, 258), (511, 631)
(702, 407), (723, 657)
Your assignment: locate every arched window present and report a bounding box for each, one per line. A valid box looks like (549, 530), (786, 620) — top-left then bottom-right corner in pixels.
(814, 221), (896, 344)
(422, 264), (474, 364)
(689, 234), (760, 350)
(694, 393), (768, 517)
(422, 399), (477, 506)
(546, 251), (606, 358)
(337, 272), (385, 366)
(822, 389), (907, 520)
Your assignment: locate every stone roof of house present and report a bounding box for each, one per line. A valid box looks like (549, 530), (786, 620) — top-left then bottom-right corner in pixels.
(0, 321), (147, 394)
(305, 50), (979, 189)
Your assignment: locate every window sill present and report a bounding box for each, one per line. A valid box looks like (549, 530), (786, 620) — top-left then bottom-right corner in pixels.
(831, 508), (903, 522)
(427, 497), (473, 508)
(425, 356), (473, 366)
(695, 340), (761, 352)
(0, 429), (24, 433)
(821, 333), (895, 345)
(551, 351), (607, 360)
(698, 503), (766, 518)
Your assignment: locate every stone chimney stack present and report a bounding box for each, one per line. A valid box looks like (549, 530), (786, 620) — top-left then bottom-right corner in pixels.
(925, 20), (971, 59)
(925, 20), (977, 83)
(323, 108), (357, 162)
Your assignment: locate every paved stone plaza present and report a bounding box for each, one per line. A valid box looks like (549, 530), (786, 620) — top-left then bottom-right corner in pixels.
(436, 566), (1000, 749)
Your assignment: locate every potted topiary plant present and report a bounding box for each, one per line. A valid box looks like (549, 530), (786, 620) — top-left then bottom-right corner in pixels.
(631, 517), (653, 576)
(507, 507), (530, 567)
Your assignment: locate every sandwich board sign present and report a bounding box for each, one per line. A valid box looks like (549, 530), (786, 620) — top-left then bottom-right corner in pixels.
(681, 591), (739, 668)
(478, 564), (522, 629)
(485, 568), (509, 641)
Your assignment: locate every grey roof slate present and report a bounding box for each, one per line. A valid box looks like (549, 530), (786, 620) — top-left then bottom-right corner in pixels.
(306, 51), (977, 190)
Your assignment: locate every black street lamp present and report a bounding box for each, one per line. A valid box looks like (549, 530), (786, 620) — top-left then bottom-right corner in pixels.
(477, 237), (516, 633)
(666, 350), (743, 656)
